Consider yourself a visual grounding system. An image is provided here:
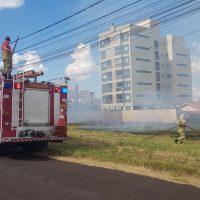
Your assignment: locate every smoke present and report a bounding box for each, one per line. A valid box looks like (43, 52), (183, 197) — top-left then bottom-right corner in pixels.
(13, 51), (46, 72)
(65, 43), (95, 80)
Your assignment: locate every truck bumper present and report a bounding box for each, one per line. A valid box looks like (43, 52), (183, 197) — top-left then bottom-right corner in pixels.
(0, 136), (69, 144)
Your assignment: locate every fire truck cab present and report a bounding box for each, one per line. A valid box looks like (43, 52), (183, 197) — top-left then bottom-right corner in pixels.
(0, 70), (69, 151)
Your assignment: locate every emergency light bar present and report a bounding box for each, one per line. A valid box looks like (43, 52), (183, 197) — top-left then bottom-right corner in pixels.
(61, 88), (68, 94)
(14, 83), (21, 89)
(55, 87), (67, 93)
(4, 82), (12, 89)
(55, 87), (60, 93)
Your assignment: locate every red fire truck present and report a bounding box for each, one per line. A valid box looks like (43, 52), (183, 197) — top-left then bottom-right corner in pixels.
(0, 70), (69, 151)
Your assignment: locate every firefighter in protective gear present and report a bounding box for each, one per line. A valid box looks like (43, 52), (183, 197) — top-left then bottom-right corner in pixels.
(1, 36), (12, 79)
(174, 114), (186, 144)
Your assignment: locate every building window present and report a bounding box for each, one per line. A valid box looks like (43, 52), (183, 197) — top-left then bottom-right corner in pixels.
(155, 62), (160, 70)
(102, 95), (112, 104)
(177, 84), (188, 87)
(176, 53), (187, 57)
(124, 94), (131, 102)
(167, 74), (171, 78)
(156, 93), (160, 99)
(134, 33), (149, 39)
(101, 60), (112, 71)
(154, 51), (159, 60)
(156, 72), (160, 81)
(102, 72), (112, 82)
(103, 107), (109, 111)
(121, 31), (129, 42)
(136, 70), (151, 73)
(114, 34), (120, 43)
(154, 40), (159, 49)
(126, 106), (131, 110)
(114, 32), (129, 43)
(116, 69), (130, 79)
(167, 85), (171, 89)
(135, 46), (150, 50)
(123, 57), (130, 66)
(115, 58), (122, 68)
(101, 50), (110, 60)
(102, 83), (112, 93)
(137, 94), (152, 97)
(116, 93), (131, 103)
(177, 74), (188, 77)
(177, 63), (188, 67)
(178, 95), (190, 97)
(116, 81), (131, 91)
(100, 37), (111, 48)
(137, 82), (152, 85)
(114, 44), (129, 56)
(136, 58), (151, 62)
(156, 83), (160, 92)
(101, 51), (106, 60)
(116, 94), (123, 103)
(115, 56), (130, 68)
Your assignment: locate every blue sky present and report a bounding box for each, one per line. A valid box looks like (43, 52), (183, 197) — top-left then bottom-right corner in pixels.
(0, 0), (200, 99)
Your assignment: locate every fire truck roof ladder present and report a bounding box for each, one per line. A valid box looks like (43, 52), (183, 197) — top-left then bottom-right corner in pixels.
(12, 69), (25, 130)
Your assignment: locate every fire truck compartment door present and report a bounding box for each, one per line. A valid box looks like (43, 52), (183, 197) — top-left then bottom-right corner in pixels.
(24, 89), (50, 124)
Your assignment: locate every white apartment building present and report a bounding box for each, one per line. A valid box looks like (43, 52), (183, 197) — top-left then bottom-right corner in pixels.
(99, 19), (192, 111)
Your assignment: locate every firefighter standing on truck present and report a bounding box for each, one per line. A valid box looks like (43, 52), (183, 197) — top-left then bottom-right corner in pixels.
(1, 36), (12, 79)
(174, 114), (186, 144)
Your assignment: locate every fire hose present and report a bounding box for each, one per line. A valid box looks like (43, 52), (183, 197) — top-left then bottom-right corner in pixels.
(186, 125), (200, 136)
(143, 125), (200, 140)
(143, 126), (178, 140)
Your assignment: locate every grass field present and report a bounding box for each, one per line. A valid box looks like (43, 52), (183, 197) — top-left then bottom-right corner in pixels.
(44, 124), (200, 185)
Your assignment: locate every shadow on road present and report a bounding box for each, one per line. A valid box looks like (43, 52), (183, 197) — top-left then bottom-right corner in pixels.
(9, 153), (51, 161)
(0, 148), (50, 161)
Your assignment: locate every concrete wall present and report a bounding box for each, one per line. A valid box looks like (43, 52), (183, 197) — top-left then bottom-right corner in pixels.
(68, 109), (177, 124)
(122, 109), (177, 123)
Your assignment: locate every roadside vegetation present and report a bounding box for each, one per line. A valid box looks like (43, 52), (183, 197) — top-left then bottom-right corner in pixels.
(45, 124), (200, 181)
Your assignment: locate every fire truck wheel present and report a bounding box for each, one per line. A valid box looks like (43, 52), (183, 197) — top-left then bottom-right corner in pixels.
(22, 142), (48, 152)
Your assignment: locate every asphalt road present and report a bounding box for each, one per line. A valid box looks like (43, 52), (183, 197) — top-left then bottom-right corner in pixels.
(0, 154), (199, 200)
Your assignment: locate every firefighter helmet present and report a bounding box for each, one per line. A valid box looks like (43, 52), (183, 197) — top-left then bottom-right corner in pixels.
(5, 36), (11, 41)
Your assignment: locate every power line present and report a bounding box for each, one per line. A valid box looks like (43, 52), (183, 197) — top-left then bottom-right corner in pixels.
(16, 0), (144, 52)
(12, 23), (200, 74)
(12, 4), (200, 69)
(19, 0), (122, 47)
(17, 0), (165, 53)
(16, 0), (198, 57)
(7, 1), (200, 70)
(12, 0), (106, 43)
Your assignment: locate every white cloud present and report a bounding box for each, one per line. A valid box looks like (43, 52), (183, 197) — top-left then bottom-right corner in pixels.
(0, 0), (24, 9)
(65, 43), (96, 80)
(193, 85), (200, 101)
(191, 56), (200, 73)
(184, 56), (200, 101)
(12, 51), (46, 72)
(191, 41), (200, 53)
